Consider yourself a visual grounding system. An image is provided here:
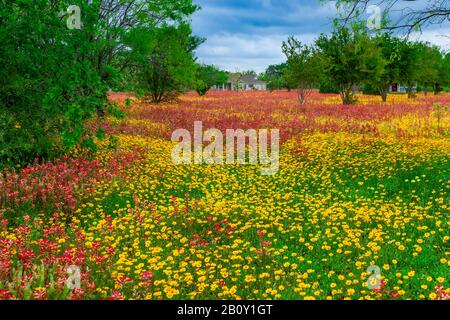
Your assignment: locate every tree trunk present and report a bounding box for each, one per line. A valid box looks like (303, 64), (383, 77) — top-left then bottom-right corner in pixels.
(379, 85), (388, 103)
(381, 91), (387, 103)
(434, 83), (441, 95)
(96, 93), (107, 117)
(407, 86), (415, 99)
(97, 107), (106, 117)
(298, 90), (305, 106)
(340, 88), (354, 105)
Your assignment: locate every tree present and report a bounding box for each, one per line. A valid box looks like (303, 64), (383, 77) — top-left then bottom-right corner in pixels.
(241, 70), (257, 76)
(0, 0), (112, 164)
(415, 43), (441, 95)
(62, 0), (200, 114)
(319, 80), (340, 94)
(432, 48), (450, 94)
(365, 36), (447, 99)
(441, 53), (450, 92)
(80, 0), (199, 89)
(396, 40), (423, 98)
(261, 63), (294, 91)
(0, 0), (200, 165)
(315, 23), (385, 104)
(127, 24), (201, 103)
(228, 73), (242, 91)
(195, 65), (228, 96)
(369, 33), (403, 102)
(282, 37), (323, 105)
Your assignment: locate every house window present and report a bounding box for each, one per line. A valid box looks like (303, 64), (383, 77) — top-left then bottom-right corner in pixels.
(391, 84), (398, 92)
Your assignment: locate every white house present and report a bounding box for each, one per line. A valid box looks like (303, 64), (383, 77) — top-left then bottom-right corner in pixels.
(212, 73), (267, 91)
(388, 83), (409, 93)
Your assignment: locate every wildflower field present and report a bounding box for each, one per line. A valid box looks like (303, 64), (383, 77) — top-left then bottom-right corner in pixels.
(0, 91), (449, 300)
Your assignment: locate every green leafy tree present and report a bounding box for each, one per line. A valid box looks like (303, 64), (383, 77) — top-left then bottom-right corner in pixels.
(195, 65), (228, 96)
(127, 24), (201, 103)
(282, 37), (323, 105)
(315, 23), (385, 104)
(0, 0), (110, 164)
(442, 53), (450, 92)
(0, 0), (199, 165)
(416, 44), (442, 95)
(369, 33), (403, 102)
(241, 70), (257, 76)
(319, 81), (340, 94)
(396, 40), (423, 98)
(429, 47), (450, 95)
(262, 63), (295, 91)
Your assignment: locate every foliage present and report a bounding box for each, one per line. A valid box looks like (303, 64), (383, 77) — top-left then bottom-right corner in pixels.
(368, 33), (402, 102)
(240, 70), (257, 76)
(362, 83), (380, 95)
(319, 81), (340, 94)
(0, 0), (106, 165)
(282, 37), (323, 105)
(0, 0), (200, 165)
(440, 54), (450, 92)
(127, 24), (202, 103)
(414, 44), (440, 94)
(395, 40), (423, 98)
(261, 63), (295, 91)
(195, 65), (228, 96)
(315, 23), (385, 104)
(432, 49), (450, 94)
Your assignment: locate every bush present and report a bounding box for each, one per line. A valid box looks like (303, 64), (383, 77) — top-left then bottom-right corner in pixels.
(0, 1), (138, 166)
(319, 81), (340, 94)
(362, 84), (380, 95)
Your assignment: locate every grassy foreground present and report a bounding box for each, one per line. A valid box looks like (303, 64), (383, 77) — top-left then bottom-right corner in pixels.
(0, 91), (449, 300)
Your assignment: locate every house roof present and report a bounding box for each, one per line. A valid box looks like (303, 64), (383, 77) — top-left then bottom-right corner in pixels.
(226, 73), (266, 85)
(239, 74), (266, 85)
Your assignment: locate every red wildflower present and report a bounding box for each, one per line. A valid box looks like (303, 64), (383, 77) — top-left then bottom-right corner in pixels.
(0, 289), (11, 300)
(260, 240), (272, 247)
(110, 291), (124, 300)
(116, 276), (133, 285)
(33, 290), (47, 300)
(18, 249), (34, 261)
(70, 288), (85, 300)
(141, 271), (154, 282)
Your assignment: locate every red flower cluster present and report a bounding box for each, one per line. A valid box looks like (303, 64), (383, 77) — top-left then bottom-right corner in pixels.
(434, 286), (450, 300)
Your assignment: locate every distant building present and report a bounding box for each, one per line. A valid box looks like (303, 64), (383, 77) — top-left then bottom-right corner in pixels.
(389, 84), (409, 93)
(212, 73), (267, 91)
(239, 74), (267, 91)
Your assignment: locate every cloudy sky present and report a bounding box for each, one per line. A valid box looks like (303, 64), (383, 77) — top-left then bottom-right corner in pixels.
(191, 0), (450, 73)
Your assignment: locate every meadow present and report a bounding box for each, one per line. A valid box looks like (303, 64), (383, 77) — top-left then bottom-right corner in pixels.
(0, 91), (449, 300)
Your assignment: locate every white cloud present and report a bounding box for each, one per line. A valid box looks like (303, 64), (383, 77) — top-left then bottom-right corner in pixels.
(192, 0), (449, 72)
(410, 28), (450, 52)
(195, 33), (318, 73)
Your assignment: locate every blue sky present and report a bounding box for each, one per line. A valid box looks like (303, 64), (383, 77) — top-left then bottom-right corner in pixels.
(191, 0), (450, 73)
